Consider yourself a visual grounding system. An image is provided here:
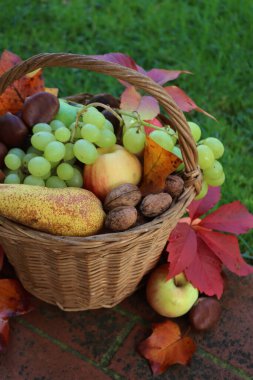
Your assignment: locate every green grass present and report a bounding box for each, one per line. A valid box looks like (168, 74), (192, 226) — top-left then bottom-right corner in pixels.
(0, 0), (252, 256)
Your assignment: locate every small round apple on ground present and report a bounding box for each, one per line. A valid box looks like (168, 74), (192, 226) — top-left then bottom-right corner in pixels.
(146, 263), (199, 318)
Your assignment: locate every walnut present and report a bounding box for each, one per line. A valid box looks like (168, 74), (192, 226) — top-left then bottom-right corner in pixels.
(104, 183), (142, 211)
(140, 193), (172, 218)
(105, 206), (137, 231)
(164, 175), (184, 198)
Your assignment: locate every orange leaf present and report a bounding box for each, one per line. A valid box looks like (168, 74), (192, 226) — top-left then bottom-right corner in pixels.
(138, 320), (196, 375)
(45, 87), (59, 97)
(0, 50), (45, 115)
(140, 136), (182, 196)
(0, 279), (33, 319)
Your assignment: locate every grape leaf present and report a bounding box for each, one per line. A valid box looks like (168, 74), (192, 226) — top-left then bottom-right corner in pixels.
(164, 86), (216, 120)
(138, 320), (196, 375)
(167, 223), (197, 278)
(0, 245), (4, 271)
(147, 68), (191, 85)
(184, 237), (224, 298)
(120, 86), (159, 120)
(0, 318), (9, 353)
(188, 186), (221, 219)
(140, 136), (182, 196)
(0, 279), (33, 319)
(199, 201), (253, 235)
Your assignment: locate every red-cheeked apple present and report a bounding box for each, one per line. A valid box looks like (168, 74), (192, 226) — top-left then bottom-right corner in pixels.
(83, 144), (142, 200)
(146, 264), (199, 317)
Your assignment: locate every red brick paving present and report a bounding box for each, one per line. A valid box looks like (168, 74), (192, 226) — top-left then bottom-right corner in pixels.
(0, 272), (253, 380)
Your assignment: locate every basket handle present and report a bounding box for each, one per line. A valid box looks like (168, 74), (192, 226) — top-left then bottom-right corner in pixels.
(0, 52), (201, 192)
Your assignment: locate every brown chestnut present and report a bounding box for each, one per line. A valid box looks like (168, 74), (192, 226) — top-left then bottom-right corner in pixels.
(0, 142), (8, 168)
(0, 113), (29, 148)
(22, 92), (59, 127)
(189, 297), (222, 331)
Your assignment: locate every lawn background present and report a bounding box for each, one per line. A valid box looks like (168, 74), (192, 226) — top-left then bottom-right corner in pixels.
(0, 0), (252, 257)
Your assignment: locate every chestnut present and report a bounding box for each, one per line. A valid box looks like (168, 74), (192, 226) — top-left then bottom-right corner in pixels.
(189, 297), (222, 331)
(22, 92), (59, 127)
(0, 113), (29, 148)
(0, 142), (8, 168)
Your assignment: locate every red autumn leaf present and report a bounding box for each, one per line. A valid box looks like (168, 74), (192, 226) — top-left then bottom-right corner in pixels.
(196, 229), (253, 276)
(91, 52), (139, 71)
(0, 279), (33, 319)
(0, 50), (45, 115)
(199, 201), (253, 235)
(188, 186), (221, 220)
(138, 320), (196, 375)
(0, 245), (4, 270)
(0, 318), (9, 353)
(140, 136), (182, 196)
(167, 223), (197, 279)
(164, 86), (216, 120)
(120, 86), (159, 120)
(184, 238), (224, 298)
(147, 68), (191, 85)
(143, 117), (163, 135)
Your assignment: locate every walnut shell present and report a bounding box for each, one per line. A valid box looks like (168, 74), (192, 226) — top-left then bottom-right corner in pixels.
(189, 297), (222, 331)
(164, 175), (184, 198)
(105, 206), (137, 231)
(140, 193), (172, 218)
(104, 183), (142, 211)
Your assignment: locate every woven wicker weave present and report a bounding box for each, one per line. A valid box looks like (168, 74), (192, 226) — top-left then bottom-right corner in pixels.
(0, 53), (201, 311)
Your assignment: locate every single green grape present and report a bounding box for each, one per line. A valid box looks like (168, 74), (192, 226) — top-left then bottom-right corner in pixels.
(82, 106), (106, 129)
(54, 99), (79, 127)
(31, 131), (55, 151)
(28, 157), (51, 177)
(55, 127), (71, 142)
(197, 145), (215, 170)
(123, 127), (146, 154)
(73, 139), (98, 164)
(203, 160), (223, 180)
(81, 123), (101, 143)
(56, 163), (74, 181)
(104, 119), (114, 132)
(27, 146), (42, 155)
(50, 119), (66, 131)
(4, 153), (21, 170)
(22, 153), (36, 170)
(194, 180), (208, 200)
(149, 130), (174, 151)
(188, 122), (201, 142)
(46, 176), (67, 188)
(4, 173), (21, 184)
(203, 137), (224, 159)
(44, 141), (66, 162)
(24, 175), (45, 187)
(32, 123), (52, 133)
(96, 129), (116, 148)
(8, 148), (25, 160)
(64, 143), (75, 161)
(172, 146), (185, 172)
(66, 167), (83, 188)
(205, 172), (225, 187)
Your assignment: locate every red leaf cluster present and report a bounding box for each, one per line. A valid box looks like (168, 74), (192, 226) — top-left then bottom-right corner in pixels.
(167, 187), (253, 298)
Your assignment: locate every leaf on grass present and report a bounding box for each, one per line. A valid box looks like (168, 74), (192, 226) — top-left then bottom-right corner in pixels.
(164, 86), (216, 120)
(91, 52), (139, 71)
(197, 229), (253, 276)
(167, 223), (197, 278)
(185, 238), (224, 298)
(140, 136), (182, 196)
(0, 318), (9, 353)
(199, 201), (253, 235)
(138, 320), (196, 375)
(120, 86), (159, 120)
(0, 50), (45, 115)
(0, 279), (33, 319)
(0, 245), (4, 271)
(147, 68), (191, 85)
(188, 186), (221, 219)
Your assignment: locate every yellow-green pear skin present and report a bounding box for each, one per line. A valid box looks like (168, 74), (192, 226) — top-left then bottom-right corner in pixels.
(0, 184), (105, 236)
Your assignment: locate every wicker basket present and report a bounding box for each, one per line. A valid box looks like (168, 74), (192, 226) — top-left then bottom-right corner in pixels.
(0, 53), (201, 311)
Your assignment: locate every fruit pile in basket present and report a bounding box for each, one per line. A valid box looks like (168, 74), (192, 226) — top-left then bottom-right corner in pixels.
(0, 51), (226, 237)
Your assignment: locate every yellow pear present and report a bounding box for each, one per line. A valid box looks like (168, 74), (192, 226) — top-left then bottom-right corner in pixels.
(0, 184), (105, 236)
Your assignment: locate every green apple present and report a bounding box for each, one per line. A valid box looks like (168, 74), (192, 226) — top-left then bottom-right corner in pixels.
(146, 264), (199, 318)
